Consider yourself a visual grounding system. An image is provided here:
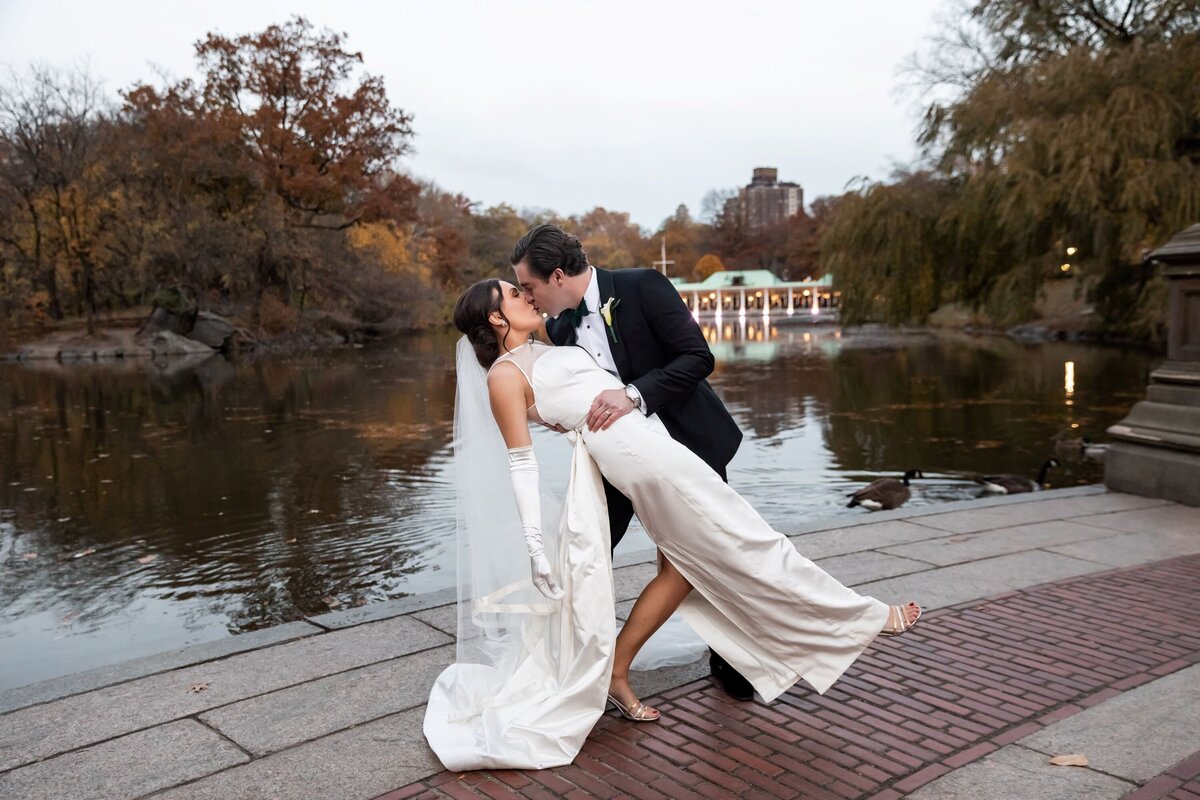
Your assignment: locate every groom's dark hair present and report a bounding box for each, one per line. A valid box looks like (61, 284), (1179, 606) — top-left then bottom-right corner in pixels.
(511, 224), (588, 279)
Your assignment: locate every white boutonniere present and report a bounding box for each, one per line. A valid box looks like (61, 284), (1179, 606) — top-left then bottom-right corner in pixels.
(599, 297), (620, 343)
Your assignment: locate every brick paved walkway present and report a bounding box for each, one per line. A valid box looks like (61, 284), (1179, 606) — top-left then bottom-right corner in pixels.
(376, 554), (1200, 800)
(1125, 751), (1200, 800)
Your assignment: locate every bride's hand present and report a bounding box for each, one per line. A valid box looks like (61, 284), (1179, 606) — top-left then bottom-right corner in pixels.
(530, 553), (564, 600)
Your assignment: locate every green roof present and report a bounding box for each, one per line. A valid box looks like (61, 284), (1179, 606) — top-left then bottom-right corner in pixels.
(670, 271), (834, 291)
(698, 270), (781, 288)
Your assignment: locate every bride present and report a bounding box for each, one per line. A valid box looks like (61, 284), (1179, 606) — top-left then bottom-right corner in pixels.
(423, 278), (921, 772)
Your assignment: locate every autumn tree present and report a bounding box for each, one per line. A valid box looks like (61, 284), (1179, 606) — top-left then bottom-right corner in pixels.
(648, 204), (703, 279)
(0, 66), (62, 320)
(128, 16), (417, 320)
(0, 65), (128, 334)
(694, 253), (726, 282)
(570, 207), (646, 268)
(122, 78), (261, 303)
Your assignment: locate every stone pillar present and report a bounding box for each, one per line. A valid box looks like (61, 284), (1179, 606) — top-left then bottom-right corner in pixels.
(1105, 224), (1200, 505)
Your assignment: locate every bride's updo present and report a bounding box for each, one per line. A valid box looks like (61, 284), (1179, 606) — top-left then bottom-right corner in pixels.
(453, 279), (509, 368)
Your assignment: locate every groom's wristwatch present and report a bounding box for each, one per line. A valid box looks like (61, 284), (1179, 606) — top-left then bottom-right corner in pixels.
(624, 384), (642, 410)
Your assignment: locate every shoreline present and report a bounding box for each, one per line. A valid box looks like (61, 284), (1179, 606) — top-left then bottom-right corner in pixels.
(2, 316), (1166, 363)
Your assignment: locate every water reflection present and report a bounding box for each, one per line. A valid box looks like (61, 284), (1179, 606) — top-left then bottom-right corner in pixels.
(703, 324), (1154, 526)
(0, 324), (1158, 690)
(0, 337), (460, 689)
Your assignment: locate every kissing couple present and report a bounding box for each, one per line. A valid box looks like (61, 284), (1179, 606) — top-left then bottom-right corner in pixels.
(423, 224), (922, 770)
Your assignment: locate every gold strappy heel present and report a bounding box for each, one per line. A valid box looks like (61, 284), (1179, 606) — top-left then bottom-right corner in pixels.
(607, 693), (661, 722)
(881, 602), (922, 636)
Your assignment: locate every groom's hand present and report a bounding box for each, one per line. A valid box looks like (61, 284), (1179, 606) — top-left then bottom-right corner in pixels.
(586, 389), (635, 432)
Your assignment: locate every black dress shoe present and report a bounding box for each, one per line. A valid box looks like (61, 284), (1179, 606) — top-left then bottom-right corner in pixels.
(709, 650), (754, 701)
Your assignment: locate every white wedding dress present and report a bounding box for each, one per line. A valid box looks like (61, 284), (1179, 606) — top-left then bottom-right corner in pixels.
(424, 341), (889, 771)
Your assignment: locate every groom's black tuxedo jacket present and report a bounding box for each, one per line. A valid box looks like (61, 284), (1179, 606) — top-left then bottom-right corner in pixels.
(546, 267), (742, 479)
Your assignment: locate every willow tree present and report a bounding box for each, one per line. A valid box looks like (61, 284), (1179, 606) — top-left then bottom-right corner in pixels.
(825, 0), (1200, 338)
(932, 2), (1200, 337)
(822, 171), (957, 324)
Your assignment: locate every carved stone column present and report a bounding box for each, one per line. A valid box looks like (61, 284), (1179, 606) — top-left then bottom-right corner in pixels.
(1105, 224), (1200, 505)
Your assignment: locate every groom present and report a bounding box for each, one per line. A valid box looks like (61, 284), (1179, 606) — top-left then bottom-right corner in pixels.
(511, 223), (753, 701)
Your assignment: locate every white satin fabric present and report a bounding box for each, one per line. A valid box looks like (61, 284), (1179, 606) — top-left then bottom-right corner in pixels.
(425, 342), (889, 771)
(424, 345), (615, 772)
(534, 343), (890, 700)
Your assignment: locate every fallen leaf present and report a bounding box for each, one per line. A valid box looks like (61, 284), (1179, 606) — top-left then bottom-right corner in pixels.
(186, 682), (209, 693)
(72, 547), (96, 559)
(137, 554), (157, 564)
(1049, 754), (1089, 767)
(323, 596), (342, 608)
(285, 538), (297, 544)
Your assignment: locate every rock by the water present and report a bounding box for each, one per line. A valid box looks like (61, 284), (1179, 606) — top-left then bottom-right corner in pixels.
(12, 328), (217, 361)
(132, 329), (219, 355)
(188, 311), (237, 349)
(137, 306), (198, 337)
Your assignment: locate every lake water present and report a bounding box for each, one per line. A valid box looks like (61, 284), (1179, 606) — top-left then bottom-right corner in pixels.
(0, 321), (1158, 690)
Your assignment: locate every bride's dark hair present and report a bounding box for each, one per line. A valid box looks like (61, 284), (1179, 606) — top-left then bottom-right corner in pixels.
(453, 279), (513, 368)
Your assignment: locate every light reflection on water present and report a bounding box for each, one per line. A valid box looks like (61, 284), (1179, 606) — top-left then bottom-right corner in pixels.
(0, 324), (1157, 690)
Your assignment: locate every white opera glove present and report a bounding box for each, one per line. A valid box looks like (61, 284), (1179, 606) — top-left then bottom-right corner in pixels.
(507, 445), (564, 600)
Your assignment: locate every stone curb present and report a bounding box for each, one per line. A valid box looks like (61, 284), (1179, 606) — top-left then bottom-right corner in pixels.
(0, 485), (1137, 716)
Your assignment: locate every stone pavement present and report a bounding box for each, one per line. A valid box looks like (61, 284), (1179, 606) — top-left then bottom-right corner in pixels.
(1, 486), (1197, 799)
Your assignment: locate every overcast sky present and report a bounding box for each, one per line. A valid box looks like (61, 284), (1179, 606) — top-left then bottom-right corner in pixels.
(0, 0), (950, 230)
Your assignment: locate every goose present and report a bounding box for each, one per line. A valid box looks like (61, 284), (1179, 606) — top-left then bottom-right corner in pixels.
(976, 458), (1059, 494)
(847, 469), (923, 511)
(1053, 430), (1108, 461)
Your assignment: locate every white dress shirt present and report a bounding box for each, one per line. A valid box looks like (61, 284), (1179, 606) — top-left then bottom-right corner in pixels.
(570, 268), (649, 416)
(573, 268), (619, 377)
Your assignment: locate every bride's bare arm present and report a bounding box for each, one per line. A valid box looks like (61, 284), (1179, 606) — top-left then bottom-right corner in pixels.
(487, 364), (534, 449)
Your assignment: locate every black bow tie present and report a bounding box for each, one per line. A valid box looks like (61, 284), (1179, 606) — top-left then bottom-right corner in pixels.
(564, 297), (590, 328)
